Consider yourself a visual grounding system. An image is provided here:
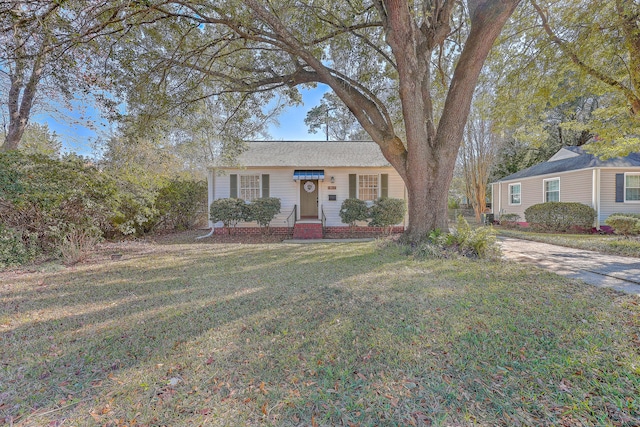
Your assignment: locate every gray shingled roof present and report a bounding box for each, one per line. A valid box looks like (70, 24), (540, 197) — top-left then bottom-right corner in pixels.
(496, 147), (640, 182)
(213, 141), (391, 168)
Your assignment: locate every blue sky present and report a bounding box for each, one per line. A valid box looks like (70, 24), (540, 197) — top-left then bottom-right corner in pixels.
(38, 86), (330, 157)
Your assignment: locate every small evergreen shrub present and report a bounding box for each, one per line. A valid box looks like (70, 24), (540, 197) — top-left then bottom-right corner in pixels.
(210, 198), (249, 230)
(499, 213), (520, 228)
(369, 198), (406, 232)
(605, 215), (640, 236)
(339, 198), (369, 227)
(610, 213), (640, 219)
(524, 202), (595, 232)
(248, 197), (281, 230)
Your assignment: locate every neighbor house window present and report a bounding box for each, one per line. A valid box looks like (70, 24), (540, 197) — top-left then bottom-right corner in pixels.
(358, 174), (379, 201)
(509, 183), (521, 205)
(544, 178), (560, 202)
(240, 175), (261, 201)
(626, 173), (640, 202)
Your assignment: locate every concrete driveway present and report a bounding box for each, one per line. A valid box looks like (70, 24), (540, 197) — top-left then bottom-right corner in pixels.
(498, 237), (640, 295)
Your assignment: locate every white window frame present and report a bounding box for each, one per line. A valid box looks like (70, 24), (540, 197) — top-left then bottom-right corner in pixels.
(508, 183), (521, 206)
(239, 174), (261, 202)
(624, 172), (640, 203)
(543, 177), (560, 202)
(357, 174), (380, 202)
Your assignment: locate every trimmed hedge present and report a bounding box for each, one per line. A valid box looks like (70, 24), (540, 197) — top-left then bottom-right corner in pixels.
(524, 202), (595, 232)
(249, 197), (281, 229)
(210, 198), (249, 229)
(369, 197), (406, 230)
(605, 215), (640, 236)
(339, 198), (369, 227)
(209, 197), (282, 232)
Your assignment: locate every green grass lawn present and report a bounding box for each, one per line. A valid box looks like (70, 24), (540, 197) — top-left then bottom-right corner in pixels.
(2, 237), (639, 426)
(496, 229), (640, 258)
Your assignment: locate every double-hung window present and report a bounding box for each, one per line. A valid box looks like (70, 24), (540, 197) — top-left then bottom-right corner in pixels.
(626, 173), (640, 202)
(240, 175), (261, 201)
(544, 178), (560, 202)
(358, 174), (379, 202)
(508, 183), (521, 205)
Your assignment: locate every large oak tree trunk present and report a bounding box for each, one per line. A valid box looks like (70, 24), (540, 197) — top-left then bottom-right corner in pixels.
(382, 0), (520, 239)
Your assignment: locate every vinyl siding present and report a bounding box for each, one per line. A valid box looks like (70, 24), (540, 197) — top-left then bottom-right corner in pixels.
(600, 169), (640, 221)
(493, 169), (594, 221)
(210, 166), (406, 227)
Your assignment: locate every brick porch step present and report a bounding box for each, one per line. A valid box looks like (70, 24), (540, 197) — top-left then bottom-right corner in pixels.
(292, 222), (324, 239)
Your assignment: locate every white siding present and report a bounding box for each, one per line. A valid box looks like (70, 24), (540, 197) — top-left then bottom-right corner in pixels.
(210, 166), (406, 228)
(600, 169), (640, 221)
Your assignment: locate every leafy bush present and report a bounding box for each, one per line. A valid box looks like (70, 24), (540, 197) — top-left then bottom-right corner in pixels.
(369, 198), (406, 232)
(499, 213), (521, 228)
(604, 215), (640, 236)
(339, 198), (369, 227)
(610, 212), (640, 219)
(524, 202), (595, 232)
(0, 225), (38, 268)
(210, 198), (249, 230)
(109, 190), (158, 236)
(412, 217), (500, 259)
(0, 151), (117, 262)
(156, 179), (207, 231)
(248, 197), (281, 230)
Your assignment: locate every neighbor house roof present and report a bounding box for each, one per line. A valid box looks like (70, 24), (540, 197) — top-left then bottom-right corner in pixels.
(211, 141), (391, 168)
(495, 146), (640, 182)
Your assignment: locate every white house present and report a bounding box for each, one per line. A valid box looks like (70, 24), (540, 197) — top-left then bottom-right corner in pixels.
(491, 146), (640, 229)
(207, 141), (407, 237)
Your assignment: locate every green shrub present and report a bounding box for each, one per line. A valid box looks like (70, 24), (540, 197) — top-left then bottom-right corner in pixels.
(369, 198), (406, 232)
(0, 151), (117, 262)
(110, 190), (159, 236)
(248, 197), (281, 230)
(339, 198), (369, 227)
(450, 216), (500, 259)
(499, 213), (521, 229)
(524, 202), (595, 232)
(156, 179), (207, 231)
(0, 225), (38, 268)
(210, 198), (249, 230)
(605, 215), (640, 236)
(411, 217), (500, 259)
(610, 212), (640, 220)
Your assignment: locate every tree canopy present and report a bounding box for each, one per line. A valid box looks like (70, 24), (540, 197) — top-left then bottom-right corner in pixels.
(491, 0), (640, 159)
(100, 0), (520, 238)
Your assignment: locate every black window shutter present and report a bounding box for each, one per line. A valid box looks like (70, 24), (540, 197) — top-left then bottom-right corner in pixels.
(262, 174), (270, 198)
(615, 173), (624, 202)
(230, 174), (238, 198)
(349, 174), (357, 198)
(381, 174), (389, 198)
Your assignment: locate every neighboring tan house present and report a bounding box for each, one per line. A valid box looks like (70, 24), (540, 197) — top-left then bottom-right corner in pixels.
(491, 146), (640, 229)
(207, 141), (407, 237)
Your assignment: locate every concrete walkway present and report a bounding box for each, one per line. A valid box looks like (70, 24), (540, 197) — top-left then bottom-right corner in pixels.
(498, 237), (640, 295)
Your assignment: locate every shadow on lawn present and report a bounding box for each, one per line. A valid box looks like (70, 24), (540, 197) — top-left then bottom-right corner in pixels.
(1, 242), (401, 422)
(2, 241), (638, 426)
